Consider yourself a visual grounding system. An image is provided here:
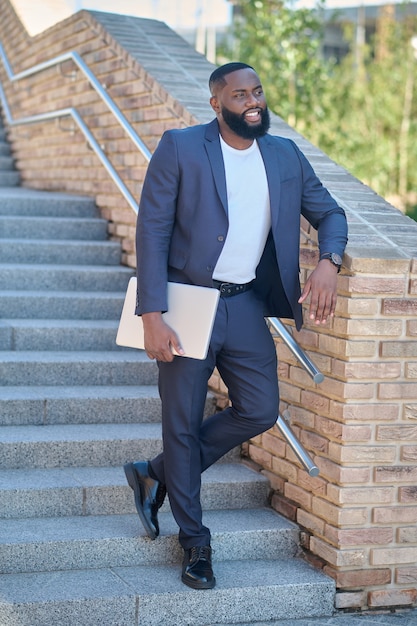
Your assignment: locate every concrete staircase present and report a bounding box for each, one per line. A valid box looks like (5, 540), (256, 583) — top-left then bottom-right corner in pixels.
(0, 117), (335, 625)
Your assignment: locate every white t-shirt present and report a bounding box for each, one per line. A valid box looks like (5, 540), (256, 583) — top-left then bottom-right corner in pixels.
(213, 136), (271, 284)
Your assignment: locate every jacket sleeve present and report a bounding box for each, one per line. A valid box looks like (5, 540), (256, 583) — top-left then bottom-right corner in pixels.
(291, 141), (348, 258)
(135, 131), (179, 315)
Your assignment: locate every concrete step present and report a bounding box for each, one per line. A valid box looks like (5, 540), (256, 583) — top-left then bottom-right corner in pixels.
(0, 171), (19, 186)
(0, 188), (99, 217)
(0, 264), (133, 291)
(0, 420), (239, 469)
(0, 462), (268, 519)
(0, 215), (109, 240)
(0, 290), (125, 319)
(0, 238), (121, 264)
(0, 384), (215, 426)
(0, 508), (299, 574)
(0, 421), (163, 469)
(0, 154), (14, 170)
(0, 318), (128, 351)
(0, 558), (334, 626)
(0, 350), (157, 386)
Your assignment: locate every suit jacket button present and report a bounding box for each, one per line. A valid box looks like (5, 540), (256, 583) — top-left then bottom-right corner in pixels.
(217, 235), (224, 242)
(207, 265), (213, 272)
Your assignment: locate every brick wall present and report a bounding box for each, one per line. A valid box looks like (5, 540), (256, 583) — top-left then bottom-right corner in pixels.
(1, 0), (417, 611)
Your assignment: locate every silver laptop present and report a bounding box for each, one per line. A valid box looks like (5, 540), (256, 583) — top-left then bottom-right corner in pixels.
(116, 278), (220, 360)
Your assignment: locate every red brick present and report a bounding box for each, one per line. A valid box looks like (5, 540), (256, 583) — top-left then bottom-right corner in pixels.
(327, 483), (394, 505)
(399, 486), (417, 503)
(284, 483), (312, 509)
(383, 299), (417, 315)
(368, 588), (417, 607)
(378, 383), (417, 399)
(297, 508), (325, 535)
(328, 443), (396, 465)
(396, 567), (417, 583)
(331, 401), (398, 422)
(347, 276), (405, 295)
(271, 493), (298, 521)
(397, 526), (417, 543)
(247, 443), (273, 470)
(402, 446), (417, 462)
(332, 568), (391, 588)
(371, 547), (417, 565)
(375, 466), (417, 483)
(325, 525), (393, 547)
(377, 424), (417, 440)
(373, 506), (417, 524)
(335, 590), (367, 609)
(310, 536), (365, 567)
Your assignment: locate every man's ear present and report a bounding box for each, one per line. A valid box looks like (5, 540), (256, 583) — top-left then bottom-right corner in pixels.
(210, 95), (220, 114)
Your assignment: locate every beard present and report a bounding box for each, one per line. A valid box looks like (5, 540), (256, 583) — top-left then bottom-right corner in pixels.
(221, 105), (270, 139)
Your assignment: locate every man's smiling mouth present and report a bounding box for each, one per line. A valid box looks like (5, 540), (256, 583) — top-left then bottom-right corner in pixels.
(244, 109), (262, 122)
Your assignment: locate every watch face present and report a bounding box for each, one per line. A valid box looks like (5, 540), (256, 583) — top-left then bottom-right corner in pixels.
(331, 253), (342, 266)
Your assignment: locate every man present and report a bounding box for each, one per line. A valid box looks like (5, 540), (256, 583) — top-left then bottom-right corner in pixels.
(124, 62), (348, 590)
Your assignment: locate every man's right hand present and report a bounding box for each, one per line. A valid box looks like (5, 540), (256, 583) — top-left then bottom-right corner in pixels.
(141, 312), (184, 362)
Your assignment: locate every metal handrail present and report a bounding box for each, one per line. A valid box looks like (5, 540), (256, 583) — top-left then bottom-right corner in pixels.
(269, 317), (324, 384)
(0, 41), (322, 474)
(0, 44), (152, 162)
(0, 86), (138, 212)
(0, 43), (151, 212)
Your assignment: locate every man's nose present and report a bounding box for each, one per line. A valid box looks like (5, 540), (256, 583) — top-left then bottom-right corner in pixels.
(246, 92), (260, 106)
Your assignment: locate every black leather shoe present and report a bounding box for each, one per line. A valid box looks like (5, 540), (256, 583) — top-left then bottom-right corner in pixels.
(124, 461), (166, 540)
(181, 546), (216, 589)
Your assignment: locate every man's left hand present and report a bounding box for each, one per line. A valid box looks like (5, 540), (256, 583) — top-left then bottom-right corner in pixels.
(298, 259), (339, 325)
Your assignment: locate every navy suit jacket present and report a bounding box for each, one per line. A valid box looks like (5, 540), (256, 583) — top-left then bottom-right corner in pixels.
(136, 119), (348, 330)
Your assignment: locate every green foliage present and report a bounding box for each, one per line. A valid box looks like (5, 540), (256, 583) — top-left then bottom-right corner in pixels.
(220, 1), (417, 213)
(315, 13), (417, 208)
(225, 0), (334, 129)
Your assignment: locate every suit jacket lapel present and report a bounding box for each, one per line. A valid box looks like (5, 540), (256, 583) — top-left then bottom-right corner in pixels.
(258, 135), (281, 230)
(203, 122), (281, 223)
(204, 119), (228, 215)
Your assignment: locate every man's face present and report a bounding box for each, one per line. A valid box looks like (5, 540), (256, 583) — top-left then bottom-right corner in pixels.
(211, 68), (270, 140)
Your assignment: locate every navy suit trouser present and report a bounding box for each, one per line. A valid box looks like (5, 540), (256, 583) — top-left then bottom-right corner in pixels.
(149, 289), (279, 549)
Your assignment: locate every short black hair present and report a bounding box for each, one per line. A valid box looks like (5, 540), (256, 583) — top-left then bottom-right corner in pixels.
(209, 62), (255, 95)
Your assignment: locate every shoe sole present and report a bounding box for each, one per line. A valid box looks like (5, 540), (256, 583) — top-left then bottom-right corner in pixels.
(181, 574), (216, 590)
(123, 462), (158, 540)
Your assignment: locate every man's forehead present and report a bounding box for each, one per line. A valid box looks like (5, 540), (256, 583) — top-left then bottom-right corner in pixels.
(224, 68), (261, 89)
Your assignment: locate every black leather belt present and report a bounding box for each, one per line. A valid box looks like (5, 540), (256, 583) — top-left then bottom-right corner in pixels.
(212, 280), (253, 297)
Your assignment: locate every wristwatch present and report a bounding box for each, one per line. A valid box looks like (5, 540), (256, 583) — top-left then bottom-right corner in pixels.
(320, 252), (342, 273)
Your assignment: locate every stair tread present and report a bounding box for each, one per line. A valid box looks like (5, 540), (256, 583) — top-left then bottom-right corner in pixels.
(0, 462), (266, 492)
(0, 508), (296, 545)
(0, 187), (95, 202)
(0, 383), (159, 401)
(0, 562), (334, 626)
(0, 215), (107, 224)
(0, 558), (332, 593)
(0, 262), (132, 272)
(0, 237), (119, 246)
(0, 350), (149, 361)
(0, 421), (162, 442)
(0, 287), (127, 296)
(1, 318), (120, 328)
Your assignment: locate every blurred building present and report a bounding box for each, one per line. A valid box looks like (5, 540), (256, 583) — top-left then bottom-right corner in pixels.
(9, 0), (231, 62)
(9, 0), (417, 65)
